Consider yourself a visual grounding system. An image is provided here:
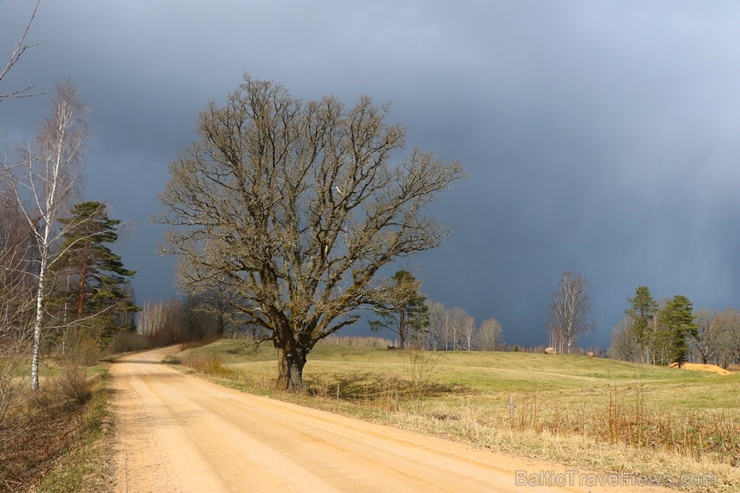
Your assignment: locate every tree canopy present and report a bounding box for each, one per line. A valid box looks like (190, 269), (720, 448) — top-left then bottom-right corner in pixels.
(626, 285), (658, 363)
(55, 201), (137, 341)
(547, 271), (595, 353)
(660, 294), (697, 368)
(369, 270), (428, 349)
(158, 75), (465, 390)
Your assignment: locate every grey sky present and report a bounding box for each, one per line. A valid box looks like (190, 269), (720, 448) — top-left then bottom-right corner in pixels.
(2, 1), (740, 347)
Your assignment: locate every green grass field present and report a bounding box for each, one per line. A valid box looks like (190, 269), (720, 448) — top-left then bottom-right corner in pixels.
(173, 339), (740, 493)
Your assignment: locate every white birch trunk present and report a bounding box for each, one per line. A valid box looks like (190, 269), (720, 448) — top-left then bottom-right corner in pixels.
(17, 82), (87, 391)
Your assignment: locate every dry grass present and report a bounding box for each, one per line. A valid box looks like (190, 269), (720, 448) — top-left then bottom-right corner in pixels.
(178, 346), (232, 378)
(33, 367), (115, 493)
(0, 374), (94, 492)
(172, 338), (740, 493)
(0, 333), (108, 492)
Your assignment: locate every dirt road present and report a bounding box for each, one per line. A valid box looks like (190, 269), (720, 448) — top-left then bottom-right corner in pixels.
(111, 347), (672, 493)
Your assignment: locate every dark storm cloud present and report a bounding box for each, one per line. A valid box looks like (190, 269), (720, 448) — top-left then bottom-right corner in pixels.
(2, 1), (740, 347)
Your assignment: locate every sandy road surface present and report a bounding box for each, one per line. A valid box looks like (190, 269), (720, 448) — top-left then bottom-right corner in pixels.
(111, 347), (673, 493)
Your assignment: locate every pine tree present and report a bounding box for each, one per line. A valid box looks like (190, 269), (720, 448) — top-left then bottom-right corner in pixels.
(370, 270), (429, 349)
(55, 201), (137, 343)
(660, 295), (698, 368)
(626, 286), (658, 363)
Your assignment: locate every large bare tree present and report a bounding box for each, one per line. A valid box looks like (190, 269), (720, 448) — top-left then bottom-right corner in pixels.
(158, 75), (464, 390)
(547, 271), (595, 353)
(692, 308), (718, 364)
(608, 316), (640, 362)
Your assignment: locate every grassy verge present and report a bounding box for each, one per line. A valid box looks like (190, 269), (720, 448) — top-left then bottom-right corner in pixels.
(0, 362), (114, 493)
(33, 366), (115, 493)
(172, 339), (739, 493)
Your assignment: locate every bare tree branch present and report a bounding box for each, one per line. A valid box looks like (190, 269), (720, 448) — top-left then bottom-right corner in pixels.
(0, 0), (43, 103)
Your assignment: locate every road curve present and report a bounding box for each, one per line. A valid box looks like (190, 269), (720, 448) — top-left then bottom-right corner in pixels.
(111, 346), (671, 493)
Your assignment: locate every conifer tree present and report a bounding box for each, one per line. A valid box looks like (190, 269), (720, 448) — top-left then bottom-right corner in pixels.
(370, 270), (428, 349)
(660, 295), (697, 368)
(626, 286), (658, 363)
(55, 201), (137, 343)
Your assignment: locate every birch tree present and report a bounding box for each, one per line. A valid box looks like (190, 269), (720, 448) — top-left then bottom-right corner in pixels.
(461, 310), (476, 351)
(12, 81), (88, 390)
(425, 301), (448, 351)
(158, 75), (464, 391)
(448, 307), (473, 351)
(547, 271), (595, 353)
(477, 317), (503, 351)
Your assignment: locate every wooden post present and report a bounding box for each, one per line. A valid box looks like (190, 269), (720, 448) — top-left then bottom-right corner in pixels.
(509, 395), (515, 423)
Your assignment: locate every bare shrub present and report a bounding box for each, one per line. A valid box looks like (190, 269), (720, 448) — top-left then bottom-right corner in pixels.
(321, 335), (394, 348)
(179, 340), (205, 351)
(107, 331), (154, 354)
(61, 330), (100, 366)
(205, 350), (228, 376)
(60, 364), (92, 404)
(161, 354), (181, 365)
(310, 375), (330, 399)
(407, 348), (441, 400)
(55, 331), (98, 405)
(0, 353), (29, 427)
(181, 349), (230, 378)
(107, 327), (193, 356)
(180, 352), (206, 372)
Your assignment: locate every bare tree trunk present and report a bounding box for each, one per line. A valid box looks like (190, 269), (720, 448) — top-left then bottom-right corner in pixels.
(276, 346), (307, 392)
(30, 224), (50, 390)
(398, 309), (406, 349)
(443, 312), (450, 351)
(464, 318), (474, 351)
